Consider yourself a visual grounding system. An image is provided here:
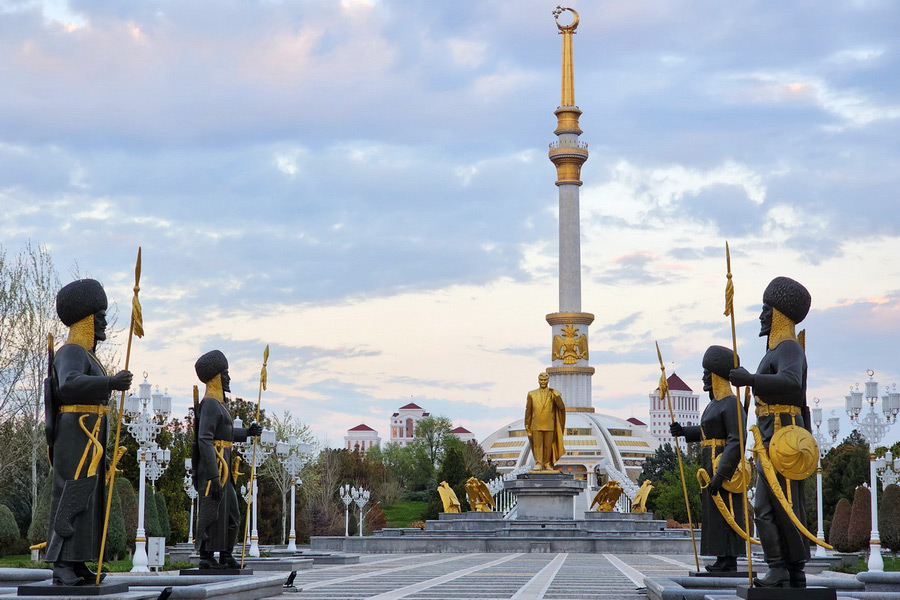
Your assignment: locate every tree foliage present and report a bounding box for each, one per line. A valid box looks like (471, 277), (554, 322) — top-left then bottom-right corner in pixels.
(829, 497), (852, 552)
(646, 459), (701, 524)
(846, 485), (871, 553)
(879, 484), (900, 553)
(0, 504), (22, 556)
(639, 443), (678, 484)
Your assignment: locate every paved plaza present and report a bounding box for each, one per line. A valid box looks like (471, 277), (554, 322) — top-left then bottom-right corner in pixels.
(281, 552), (696, 600)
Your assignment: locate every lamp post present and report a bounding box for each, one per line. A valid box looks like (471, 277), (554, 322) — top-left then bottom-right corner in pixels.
(183, 458), (198, 545)
(339, 485), (353, 537)
(124, 375), (171, 572)
(845, 371), (900, 572)
(876, 451), (900, 486)
(352, 487), (370, 537)
(275, 435), (311, 552)
(236, 427), (275, 557)
(812, 398), (840, 558)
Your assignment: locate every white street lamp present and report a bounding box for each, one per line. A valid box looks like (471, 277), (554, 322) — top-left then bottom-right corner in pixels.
(236, 427), (275, 557)
(846, 371), (899, 572)
(812, 398), (839, 558)
(339, 485), (353, 537)
(183, 458), (198, 545)
(275, 435), (311, 552)
(352, 487), (370, 537)
(124, 375), (171, 572)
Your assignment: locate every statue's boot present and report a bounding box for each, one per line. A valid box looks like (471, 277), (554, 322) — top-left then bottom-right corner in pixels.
(198, 551), (224, 570)
(52, 562), (85, 586)
(705, 556), (737, 572)
(73, 562), (106, 584)
(753, 567), (790, 588)
(788, 563), (806, 588)
(219, 551), (239, 568)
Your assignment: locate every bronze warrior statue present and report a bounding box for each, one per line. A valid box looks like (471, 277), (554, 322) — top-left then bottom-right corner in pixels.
(47, 279), (133, 585)
(670, 345), (747, 573)
(729, 276), (812, 588)
(192, 350), (261, 569)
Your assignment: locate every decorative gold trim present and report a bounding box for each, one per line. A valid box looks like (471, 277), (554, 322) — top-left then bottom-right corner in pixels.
(552, 324), (589, 364)
(547, 366), (595, 375)
(565, 406), (596, 413)
(546, 312), (594, 325)
(66, 315), (94, 350)
(768, 308), (798, 350)
(711, 373), (734, 401)
(553, 108), (583, 136)
(204, 375), (225, 402)
(60, 404), (109, 415)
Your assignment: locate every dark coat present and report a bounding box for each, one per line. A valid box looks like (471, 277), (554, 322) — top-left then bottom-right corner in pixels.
(46, 344), (112, 563)
(682, 394), (746, 557)
(753, 339), (811, 567)
(193, 397), (249, 552)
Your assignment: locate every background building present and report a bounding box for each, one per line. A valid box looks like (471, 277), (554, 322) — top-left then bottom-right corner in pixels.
(344, 423), (381, 452)
(648, 373), (700, 452)
(389, 402), (429, 447)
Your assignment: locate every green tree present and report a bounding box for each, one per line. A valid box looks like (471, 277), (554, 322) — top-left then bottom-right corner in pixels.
(143, 487), (162, 538)
(105, 481), (127, 561)
(0, 504), (22, 556)
(27, 475), (52, 545)
(422, 445), (472, 521)
(821, 433), (869, 531)
(638, 444), (678, 484)
(154, 490), (171, 540)
(846, 485), (871, 552)
(829, 497), (851, 552)
(879, 484), (900, 553)
(646, 460), (701, 524)
(115, 478), (137, 551)
(410, 416), (455, 472)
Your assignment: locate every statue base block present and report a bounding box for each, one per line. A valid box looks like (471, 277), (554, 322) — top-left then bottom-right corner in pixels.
(503, 472), (585, 520)
(17, 581), (130, 596)
(179, 568), (253, 576)
(736, 584), (836, 600)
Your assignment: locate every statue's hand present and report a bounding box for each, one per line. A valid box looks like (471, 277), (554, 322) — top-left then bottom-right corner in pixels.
(207, 479), (222, 500)
(247, 422), (263, 437)
(109, 370), (133, 391)
(729, 367), (754, 387)
(669, 422), (684, 438)
(707, 473), (725, 496)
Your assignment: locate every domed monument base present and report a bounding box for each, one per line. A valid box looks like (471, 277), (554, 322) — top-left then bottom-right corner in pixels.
(504, 472), (585, 520)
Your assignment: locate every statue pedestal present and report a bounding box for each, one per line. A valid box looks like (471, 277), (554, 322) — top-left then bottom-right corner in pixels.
(503, 472), (585, 520)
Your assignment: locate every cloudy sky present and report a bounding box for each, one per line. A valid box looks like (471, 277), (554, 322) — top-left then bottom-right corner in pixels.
(3, 0), (900, 449)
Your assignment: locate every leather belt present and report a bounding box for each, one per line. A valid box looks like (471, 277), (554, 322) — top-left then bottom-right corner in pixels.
(59, 404), (108, 415)
(701, 438), (725, 448)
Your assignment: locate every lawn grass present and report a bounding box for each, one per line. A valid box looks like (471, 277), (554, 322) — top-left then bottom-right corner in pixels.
(832, 555), (900, 574)
(383, 500), (427, 527)
(0, 554), (190, 572)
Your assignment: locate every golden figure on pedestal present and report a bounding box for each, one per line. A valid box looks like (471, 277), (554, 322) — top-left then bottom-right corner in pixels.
(464, 477), (495, 512)
(630, 480), (653, 513)
(590, 480), (623, 511)
(524, 372), (566, 471)
(437, 481), (461, 513)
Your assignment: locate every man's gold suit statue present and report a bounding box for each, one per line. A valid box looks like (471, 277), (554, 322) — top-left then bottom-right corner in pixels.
(524, 372), (566, 471)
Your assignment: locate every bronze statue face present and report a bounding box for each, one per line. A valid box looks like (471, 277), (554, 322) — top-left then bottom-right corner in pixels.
(538, 373), (549, 388)
(701, 369), (712, 393)
(220, 368), (231, 393)
(759, 303), (773, 337)
(93, 310), (108, 342)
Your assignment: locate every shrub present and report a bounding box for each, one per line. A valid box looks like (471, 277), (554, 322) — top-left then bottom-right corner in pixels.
(847, 485), (871, 553)
(105, 482), (127, 561)
(829, 497), (852, 552)
(27, 477), (52, 545)
(154, 492), (171, 541)
(143, 487), (162, 538)
(115, 478), (137, 550)
(0, 504), (22, 556)
(365, 502), (387, 534)
(879, 484), (900, 553)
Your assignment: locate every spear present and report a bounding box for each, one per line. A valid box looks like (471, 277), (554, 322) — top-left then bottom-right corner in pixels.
(656, 341), (699, 570)
(96, 248), (144, 584)
(241, 345), (269, 568)
(724, 241), (754, 586)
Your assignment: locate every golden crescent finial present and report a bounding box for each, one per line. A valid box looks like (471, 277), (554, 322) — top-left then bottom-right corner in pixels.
(553, 6), (579, 32)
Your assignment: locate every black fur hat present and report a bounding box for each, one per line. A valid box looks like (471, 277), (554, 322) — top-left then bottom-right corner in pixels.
(702, 345), (737, 379)
(195, 350), (228, 383)
(56, 279), (108, 326)
(763, 276), (811, 324)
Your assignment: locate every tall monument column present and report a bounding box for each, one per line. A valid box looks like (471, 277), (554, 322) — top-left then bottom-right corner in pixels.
(546, 6), (594, 411)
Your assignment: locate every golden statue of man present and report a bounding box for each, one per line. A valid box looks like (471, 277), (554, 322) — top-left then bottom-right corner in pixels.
(524, 372), (566, 471)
